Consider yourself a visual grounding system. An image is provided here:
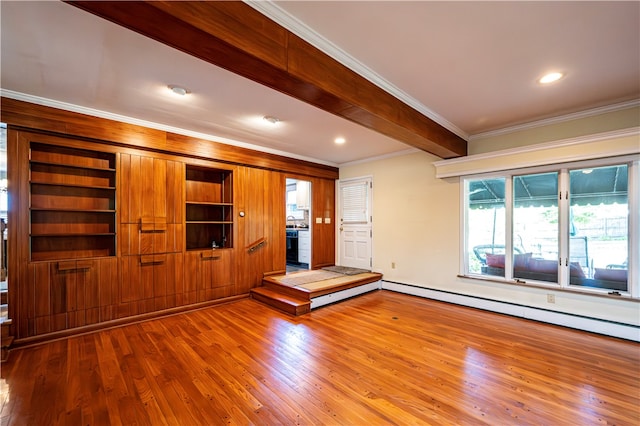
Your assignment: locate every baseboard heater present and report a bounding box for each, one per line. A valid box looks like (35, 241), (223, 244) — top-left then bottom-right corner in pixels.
(381, 280), (639, 342)
(311, 280), (381, 310)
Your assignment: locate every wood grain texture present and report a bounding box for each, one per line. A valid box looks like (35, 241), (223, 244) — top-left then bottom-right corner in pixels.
(2, 290), (638, 425)
(1, 98), (339, 179)
(6, 120), (336, 342)
(311, 177), (336, 268)
(67, 1), (467, 158)
(235, 166), (285, 293)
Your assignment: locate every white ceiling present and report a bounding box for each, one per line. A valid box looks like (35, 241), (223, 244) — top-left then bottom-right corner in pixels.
(2, 1), (639, 166)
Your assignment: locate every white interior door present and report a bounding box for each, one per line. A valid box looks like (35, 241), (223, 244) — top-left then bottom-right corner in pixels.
(338, 177), (372, 270)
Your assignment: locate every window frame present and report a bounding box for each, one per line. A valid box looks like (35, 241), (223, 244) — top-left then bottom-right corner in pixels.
(462, 155), (639, 299)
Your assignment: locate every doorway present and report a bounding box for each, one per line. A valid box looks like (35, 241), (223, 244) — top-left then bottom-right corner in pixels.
(285, 178), (311, 273)
(338, 176), (372, 270)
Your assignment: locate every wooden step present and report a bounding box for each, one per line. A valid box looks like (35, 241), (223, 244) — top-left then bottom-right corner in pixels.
(1, 319), (13, 363)
(262, 279), (311, 301)
(251, 287), (310, 316)
(1, 317), (11, 338)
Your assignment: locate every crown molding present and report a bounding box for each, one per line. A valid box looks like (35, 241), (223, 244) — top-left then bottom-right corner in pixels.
(470, 99), (640, 141)
(0, 89), (339, 167)
(338, 147), (420, 168)
(245, 0), (469, 141)
(434, 127), (640, 178)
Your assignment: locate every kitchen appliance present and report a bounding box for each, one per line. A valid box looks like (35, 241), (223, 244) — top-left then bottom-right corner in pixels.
(286, 229), (299, 264)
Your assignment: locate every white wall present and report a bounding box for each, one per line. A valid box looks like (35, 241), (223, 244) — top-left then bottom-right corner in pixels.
(339, 132), (640, 330)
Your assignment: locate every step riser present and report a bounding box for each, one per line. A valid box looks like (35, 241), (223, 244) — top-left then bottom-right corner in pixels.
(262, 281), (310, 300)
(251, 292), (310, 316)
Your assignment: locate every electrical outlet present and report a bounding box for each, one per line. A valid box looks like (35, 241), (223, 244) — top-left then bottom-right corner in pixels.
(547, 294), (555, 304)
(391, 262), (396, 269)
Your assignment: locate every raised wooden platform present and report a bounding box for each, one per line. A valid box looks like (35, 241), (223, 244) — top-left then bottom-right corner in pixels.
(251, 269), (382, 316)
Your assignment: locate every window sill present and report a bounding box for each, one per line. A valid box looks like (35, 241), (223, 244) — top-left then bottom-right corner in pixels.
(457, 274), (638, 302)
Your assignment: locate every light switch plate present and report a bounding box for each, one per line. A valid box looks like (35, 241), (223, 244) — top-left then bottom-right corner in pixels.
(316, 217), (322, 224)
(324, 218), (331, 224)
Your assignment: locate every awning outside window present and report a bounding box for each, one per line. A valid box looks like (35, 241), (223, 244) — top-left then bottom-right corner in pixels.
(469, 165), (628, 209)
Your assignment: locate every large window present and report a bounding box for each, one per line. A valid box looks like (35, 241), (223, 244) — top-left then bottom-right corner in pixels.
(464, 159), (636, 296)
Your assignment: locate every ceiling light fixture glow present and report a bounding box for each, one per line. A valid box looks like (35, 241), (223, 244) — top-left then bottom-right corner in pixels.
(263, 115), (280, 125)
(334, 137), (346, 144)
(538, 72), (564, 84)
(168, 84), (190, 96)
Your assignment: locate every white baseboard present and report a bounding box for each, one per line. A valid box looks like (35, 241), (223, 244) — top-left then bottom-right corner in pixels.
(381, 281), (640, 342)
(311, 281), (381, 309)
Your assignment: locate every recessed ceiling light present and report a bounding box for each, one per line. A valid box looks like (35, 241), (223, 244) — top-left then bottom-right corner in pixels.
(538, 72), (564, 84)
(168, 84), (190, 96)
(334, 137), (346, 144)
(263, 115), (280, 125)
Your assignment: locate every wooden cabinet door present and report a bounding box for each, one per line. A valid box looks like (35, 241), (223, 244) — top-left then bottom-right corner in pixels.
(184, 249), (235, 303)
(119, 153), (184, 255)
(311, 177), (336, 268)
(119, 253), (184, 317)
(235, 167), (285, 293)
(23, 258), (117, 338)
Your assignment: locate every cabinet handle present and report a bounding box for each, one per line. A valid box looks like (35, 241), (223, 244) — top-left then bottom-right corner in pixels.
(140, 217), (167, 233)
(57, 260), (92, 271)
(76, 260), (93, 270)
(140, 222), (155, 232)
(140, 254), (166, 264)
(201, 253), (221, 260)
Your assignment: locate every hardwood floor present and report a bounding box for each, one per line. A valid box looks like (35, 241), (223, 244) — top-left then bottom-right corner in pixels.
(1, 290), (638, 425)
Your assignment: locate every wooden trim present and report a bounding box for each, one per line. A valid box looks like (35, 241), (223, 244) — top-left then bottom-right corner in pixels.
(68, 0), (467, 159)
(1, 97), (339, 179)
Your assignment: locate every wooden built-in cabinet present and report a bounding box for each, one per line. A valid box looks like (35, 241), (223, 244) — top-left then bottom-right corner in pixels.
(185, 165), (233, 250)
(119, 252), (184, 317)
(235, 167), (286, 293)
(117, 153), (185, 318)
(24, 256), (118, 338)
(184, 249), (235, 303)
(29, 142), (117, 261)
(119, 153), (184, 255)
(5, 98), (338, 343)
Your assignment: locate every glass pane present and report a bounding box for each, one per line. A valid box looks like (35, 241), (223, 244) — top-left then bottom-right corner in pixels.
(466, 177), (506, 277)
(513, 172), (558, 283)
(569, 165), (628, 292)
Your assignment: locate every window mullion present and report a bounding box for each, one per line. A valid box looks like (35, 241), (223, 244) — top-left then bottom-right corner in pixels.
(559, 169), (570, 288)
(505, 177), (513, 280)
(629, 160), (639, 298)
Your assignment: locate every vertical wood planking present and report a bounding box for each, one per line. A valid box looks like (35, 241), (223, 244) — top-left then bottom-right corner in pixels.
(7, 122), (335, 341)
(311, 177), (336, 268)
(98, 257), (117, 322)
(183, 251), (197, 305)
(153, 157), (167, 221)
(84, 260), (100, 325)
(140, 155), (154, 221)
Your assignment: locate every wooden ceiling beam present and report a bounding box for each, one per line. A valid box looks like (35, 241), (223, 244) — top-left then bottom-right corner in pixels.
(69, 1), (467, 159)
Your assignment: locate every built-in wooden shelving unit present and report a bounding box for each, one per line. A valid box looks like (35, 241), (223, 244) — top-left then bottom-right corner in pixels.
(29, 143), (116, 261)
(185, 165), (233, 250)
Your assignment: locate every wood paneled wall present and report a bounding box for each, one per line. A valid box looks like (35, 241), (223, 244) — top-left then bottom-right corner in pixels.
(1, 98), (339, 179)
(3, 98), (338, 344)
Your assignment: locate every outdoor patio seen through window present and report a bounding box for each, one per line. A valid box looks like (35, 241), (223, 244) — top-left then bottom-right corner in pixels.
(465, 162), (632, 294)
